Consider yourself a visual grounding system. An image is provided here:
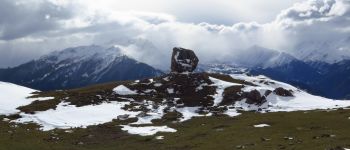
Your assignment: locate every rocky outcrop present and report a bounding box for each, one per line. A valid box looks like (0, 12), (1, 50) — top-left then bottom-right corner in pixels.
(171, 47), (199, 73)
(245, 90), (265, 104)
(274, 87), (293, 97)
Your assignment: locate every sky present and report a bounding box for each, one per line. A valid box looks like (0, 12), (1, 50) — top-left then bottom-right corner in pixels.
(0, 0), (349, 69)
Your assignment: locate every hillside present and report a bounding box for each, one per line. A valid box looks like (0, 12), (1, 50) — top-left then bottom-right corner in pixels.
(1, 48), (350, 149)
(1, 72), (350, 149)
(0, 45), (163, 91)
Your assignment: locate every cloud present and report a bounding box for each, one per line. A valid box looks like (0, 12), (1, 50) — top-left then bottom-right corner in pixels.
(0, 0), (76, 40)
(0, 0), (349, 68)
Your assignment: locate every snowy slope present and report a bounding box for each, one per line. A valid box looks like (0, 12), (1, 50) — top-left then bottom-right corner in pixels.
(230, 74), (350, 112)
(0, 82), (36, 115)
(2, 73), (350, 136)
(0, 82), (53, 115)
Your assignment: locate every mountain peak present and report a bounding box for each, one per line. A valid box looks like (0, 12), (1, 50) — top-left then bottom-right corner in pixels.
(0, 45), (163, 91)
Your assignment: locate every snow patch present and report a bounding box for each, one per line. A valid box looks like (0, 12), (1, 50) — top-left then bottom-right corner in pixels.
(176, 107), (203, 122)
(154, 83), (162, 87)
(16, 101), (139, 131)
(155, 136), (164, 140)
(209, 77), (241, 106)
(0, 82), (37, 115)
(113, 85), (137, 95)
(28, 97), (55, 101)
(253, 124), (270, 128)
(121, 125), (176, 136)
(224, 108), (241, 117)
(167, 88), (174, 94)
(132, 104), (166, 125)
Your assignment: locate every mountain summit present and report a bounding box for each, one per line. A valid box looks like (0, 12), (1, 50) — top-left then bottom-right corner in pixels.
(0, 45), (163, 91)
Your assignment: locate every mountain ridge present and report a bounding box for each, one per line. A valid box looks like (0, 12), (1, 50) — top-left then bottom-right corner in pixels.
(0, 45), (163, 91)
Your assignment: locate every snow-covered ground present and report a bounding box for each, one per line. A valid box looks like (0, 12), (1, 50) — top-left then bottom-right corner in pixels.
(121, 125), (176, 136)
(0, 82), (37, 115)
(113, 85), (137, 95)
(229, 74), (350, 112)
(209, 77), (241, 106)
(16, 101), (140, 131)
(2, 74), (350, 136)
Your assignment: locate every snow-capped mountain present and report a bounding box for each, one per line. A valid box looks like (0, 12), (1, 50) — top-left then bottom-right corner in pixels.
(197, 45), (350, 99)
(0, 45), (163, 91)
(197, 63), (248, 74)
(230, 46), (299, 69)
(292, 37), (350, 64)
(202, 59), (350, 99)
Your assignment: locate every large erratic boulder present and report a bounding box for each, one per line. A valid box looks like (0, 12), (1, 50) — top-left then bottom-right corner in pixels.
(171, 47), (199, 73)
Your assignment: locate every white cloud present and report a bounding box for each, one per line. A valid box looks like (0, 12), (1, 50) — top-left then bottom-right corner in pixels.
(0, 0), (349, 68)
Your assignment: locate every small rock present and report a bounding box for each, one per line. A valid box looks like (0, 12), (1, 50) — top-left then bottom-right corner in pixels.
(245, 90), (264, 104)
(274, 87), (293, 97)
(65, 130), (73, 133)
(261, 137), (271, 141)
(236, 145), (245, 149)
(117, 114), (130, 120)
(321, 134), (336, 138)
(215, 128), (224, 131)
(283, 136), (294, 140)
(2, 118), (10, 122)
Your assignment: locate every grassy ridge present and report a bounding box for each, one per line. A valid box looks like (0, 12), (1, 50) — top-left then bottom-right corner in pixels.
(1, 108), (350, 150)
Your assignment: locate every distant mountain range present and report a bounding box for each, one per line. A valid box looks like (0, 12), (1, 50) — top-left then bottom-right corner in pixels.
(0, 45), (163, 91)
(1, 42), (349, 99)
(200, 46), (350, 99)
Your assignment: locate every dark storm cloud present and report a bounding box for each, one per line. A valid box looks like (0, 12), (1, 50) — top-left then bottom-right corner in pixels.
(0, 0), (75, 40)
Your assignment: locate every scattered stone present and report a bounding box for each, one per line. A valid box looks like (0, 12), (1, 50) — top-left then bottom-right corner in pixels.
(274, 87), (293, 97)
(236, 145), (245, 149)
(137, 112), (148, 118)
(330, 146), (348, 150)
(264, 90), (272, 97)
(321, 134), (336, 138)
(65, 130), (73, 133)
(245, 90), (264, 104)
(215, 128), (224, 131)
(171, 47), (199, 73)
(283, 136), (294, 140)
(117, 114), (130, 120)
(261, 137), (271, 141)
(2, 118), (10, 122)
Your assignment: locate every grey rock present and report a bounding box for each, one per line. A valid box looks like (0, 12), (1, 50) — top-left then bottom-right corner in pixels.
(171, 47), (199, 73)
